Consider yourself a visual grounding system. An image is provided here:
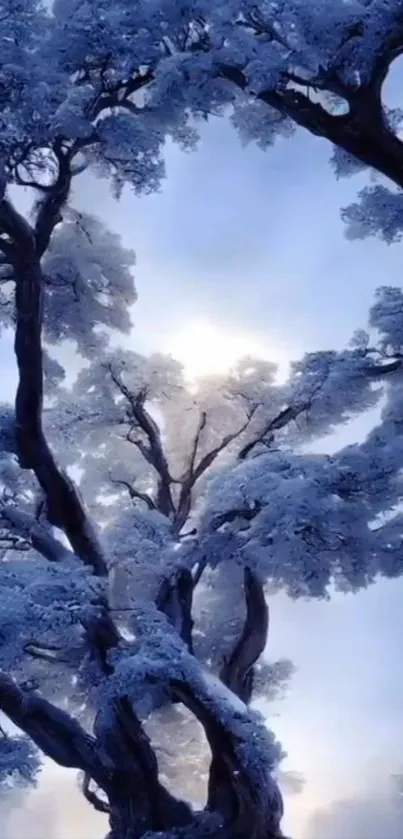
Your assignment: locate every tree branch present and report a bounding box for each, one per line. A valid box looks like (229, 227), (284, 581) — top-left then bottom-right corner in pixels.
(0, 195), (109, 576)
(155, 568), (195, 654)
(107, 366), (175, 519)
(34, 143), (73, 257)
(82, 773), (111, 814)
(0, 673), (106, 785)
(174, 410), (256, 534)
(220, 62), (403, 189)
(211, 501), (263, 532)
(220, 568), (269, 705)
(23, 642), (71, 664)
(238, 403), (308, 460)
(365, 358), (403, 377)
(187, 410), (208, 477)
(0, 503), (77, 563)
(170, 671), (283, 838)
(109, 471), (156, 511)
(95, 696), (194, 836)
(89, 68), (155, 121)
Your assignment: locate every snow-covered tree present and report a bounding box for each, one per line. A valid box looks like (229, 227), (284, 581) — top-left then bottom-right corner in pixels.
(2, 2), (403, 837)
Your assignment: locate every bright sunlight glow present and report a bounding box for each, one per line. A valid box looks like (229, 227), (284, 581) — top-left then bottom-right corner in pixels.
(164, 317), (289, 382)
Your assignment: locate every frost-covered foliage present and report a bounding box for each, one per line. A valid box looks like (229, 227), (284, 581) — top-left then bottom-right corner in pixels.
(1, 0), (402, 231)
(41, 211), (137, 356)
(0, 732), (40, 794)
(0, 210), (136, 359)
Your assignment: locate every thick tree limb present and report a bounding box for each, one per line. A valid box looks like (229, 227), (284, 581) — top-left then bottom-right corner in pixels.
(0, 503), (76, 563)
(220, 568), (269, 705)
(0, 673), (107, 785)
(83, 610), (122, 676)
(96, 696), (193, 836)
(0, 194), (109, 576)
(220, 57), (403, 189)
(81, 612), (194, 831)
(169, 672), (283, 839)
(0, 143), (108, 576)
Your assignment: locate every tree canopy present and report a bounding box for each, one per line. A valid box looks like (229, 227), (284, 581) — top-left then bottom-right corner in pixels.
(1, 2), (403, 838)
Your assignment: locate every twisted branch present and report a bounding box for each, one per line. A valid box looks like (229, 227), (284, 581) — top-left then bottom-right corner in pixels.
(0, 190), (108, 575)
(220, 568), (269, 704)
(107, 368), (175, 519)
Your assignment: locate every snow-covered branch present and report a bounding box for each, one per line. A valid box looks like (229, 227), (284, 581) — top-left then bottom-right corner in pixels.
(107, 366), (176, 519)
(109, 471), (156, 512)
(238, 403), (308, 460)
(98, 603), (283, 839)
(174, 409), (257, 534)
(0, 674), (106, 783)
(0, 503), (76, 563)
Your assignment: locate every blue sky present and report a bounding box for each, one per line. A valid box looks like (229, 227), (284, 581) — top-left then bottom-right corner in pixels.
(2, 106), (403, 838)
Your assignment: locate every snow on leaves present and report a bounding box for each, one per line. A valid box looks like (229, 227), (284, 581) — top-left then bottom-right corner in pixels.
(42, 211), (137, 356)
(0, 731), (40, 793)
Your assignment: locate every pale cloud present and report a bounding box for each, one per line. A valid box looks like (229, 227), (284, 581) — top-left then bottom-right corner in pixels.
(0, 766), (107, 839)
(304, 785), (401, 839)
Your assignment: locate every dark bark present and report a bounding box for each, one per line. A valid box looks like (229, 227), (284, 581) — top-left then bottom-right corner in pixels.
(57, 567), (281, 839)
(13, 253), (108, 574)
(0, 673), (107, 788)
(0, 190), (109, 576)
(156, 568), (195, 654)
(220, 568), (269, 704)
(107, 369), (176, 520)
(238, 404), (308, 461)
(0, 504), (76, 563)
(0, 601), (283, 839)
(220, 37), (403, 191)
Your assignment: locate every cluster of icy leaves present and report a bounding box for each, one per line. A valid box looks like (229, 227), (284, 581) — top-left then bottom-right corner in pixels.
(343, 186), (403, 244)
(369, 287), (403, 353)
(41, 211), (137, 357)
(269, 347), (381, 449)
(199, 366), (403, 597)
(0, 0), (62, 162)
(0, 732), (40, 793)
(198, 451), (369, 597)
(106, 507), (180, 608)
(0, 555), (105, 685)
